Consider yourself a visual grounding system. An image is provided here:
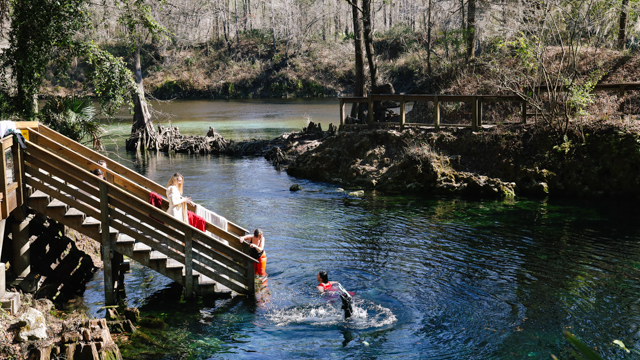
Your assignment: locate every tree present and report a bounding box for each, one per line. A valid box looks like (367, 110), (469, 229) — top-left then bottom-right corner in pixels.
(114, 0), (168, 152)
(618, 0), (630, 49)
(0, 0), (135, 147)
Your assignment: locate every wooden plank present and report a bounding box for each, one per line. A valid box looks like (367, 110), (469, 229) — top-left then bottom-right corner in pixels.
(471, 97), (478, 131)
(433, 95), (476, 102)
(191, 261), (248, 294)
(367, 97), (374, 126)
(434, 96), (440, 130)
(25, 177), (100, 223)
(24, 143), (100, 188)
(404, 95), (436, 102)
(13, 121), (39, 129)
(0, 137), (7, 219)
(12, 140), (24, 210)
(36, 126), (168, 196)
(99, 181), (115, 305)
(33, 126), (250, 237)
(339, 99), (345, 127)
(24, 168), (100, 216)
(190, 243), (248, 282)
(108, 219), (186, 263)
(521, 101), (527, 124)
(369, 94), (405, 102)
(24, 155), (100, 200)
(245, 257), (255, 296)
(338, 97), (368, 103)
(400, 96), (406, 131)
(192, 228), (257, 264)
(108, 196), (186, 242)
(184, 227), (193, 297)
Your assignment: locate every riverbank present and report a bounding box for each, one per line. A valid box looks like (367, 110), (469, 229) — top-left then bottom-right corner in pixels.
(154, 118), (640, 200)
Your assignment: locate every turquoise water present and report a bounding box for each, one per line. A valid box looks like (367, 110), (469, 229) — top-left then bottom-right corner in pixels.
(82, 100), (640, 359)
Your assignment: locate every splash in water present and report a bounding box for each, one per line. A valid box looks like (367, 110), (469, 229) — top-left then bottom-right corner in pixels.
(265, 298), (397, 329)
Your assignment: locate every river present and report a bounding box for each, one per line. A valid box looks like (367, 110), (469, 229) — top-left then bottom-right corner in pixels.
(80, 99), (640, 359)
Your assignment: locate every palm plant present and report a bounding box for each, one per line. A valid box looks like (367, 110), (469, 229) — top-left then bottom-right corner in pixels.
(40, 96), (104, 150)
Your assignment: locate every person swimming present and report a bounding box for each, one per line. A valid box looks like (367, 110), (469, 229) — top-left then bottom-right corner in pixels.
(317, 271), (353, 319)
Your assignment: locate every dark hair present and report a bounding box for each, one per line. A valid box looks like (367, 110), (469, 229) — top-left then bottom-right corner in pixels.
(92, 169), (104, 177)
(318, 271), (329, 284)
(253, 229), (263, 237)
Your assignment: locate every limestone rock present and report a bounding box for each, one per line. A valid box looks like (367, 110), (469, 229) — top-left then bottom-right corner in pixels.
(17, 307), (48, 342)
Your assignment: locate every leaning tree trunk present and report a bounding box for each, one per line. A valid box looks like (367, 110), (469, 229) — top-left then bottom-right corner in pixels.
(126, 47), (158, 152)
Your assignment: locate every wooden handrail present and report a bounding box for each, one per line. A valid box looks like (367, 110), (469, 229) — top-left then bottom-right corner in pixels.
(29, 126), (249, 246)
(23, 139), (256, 294)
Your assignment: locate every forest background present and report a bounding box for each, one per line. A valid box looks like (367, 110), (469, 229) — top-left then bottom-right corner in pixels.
(0, 0), (638, 147)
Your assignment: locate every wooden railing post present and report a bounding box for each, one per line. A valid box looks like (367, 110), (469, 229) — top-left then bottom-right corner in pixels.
(0, 140), (7, 219)
(434, 96), (440, 130)
(521, 100), (527, 124)
(12, 140), (24, 209)
(246, 256), (256, 296)
(368, 96), (374, 126)
(471, 96), (478, 131)
(339, 98), (345, 128)
(619, 85), (626, 113)
(400, 96), (406, 131)
(478, 98), (483, 128)
(99, 181), (114, 305)
(184, 227), (193, 298)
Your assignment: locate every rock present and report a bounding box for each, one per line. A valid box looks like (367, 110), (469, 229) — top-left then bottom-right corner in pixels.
(123, 307), (140, 323)
(105, 308), (119, 321)
(289, 184), (301, 191)
(348, 190), (365, 197)
(18, 307), (48, 342)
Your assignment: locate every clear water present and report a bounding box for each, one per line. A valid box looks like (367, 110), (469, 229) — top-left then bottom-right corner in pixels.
(82, 100), (640, 359)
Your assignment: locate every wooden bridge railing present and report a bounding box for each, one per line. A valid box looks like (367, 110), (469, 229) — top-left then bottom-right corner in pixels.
(31, 125), (250, 252)
(340, 94), (525, 131)
(340, 82), (640, 130)
(22, 139), (257, 296)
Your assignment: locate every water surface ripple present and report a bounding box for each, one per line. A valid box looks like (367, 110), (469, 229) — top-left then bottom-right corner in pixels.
(81, 100), (640, 359)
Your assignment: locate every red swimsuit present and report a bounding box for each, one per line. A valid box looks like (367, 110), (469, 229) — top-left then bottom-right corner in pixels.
(318, 282), (333, 291)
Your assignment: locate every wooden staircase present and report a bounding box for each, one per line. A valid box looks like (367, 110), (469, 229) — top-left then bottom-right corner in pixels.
(19, 125), (257, 303)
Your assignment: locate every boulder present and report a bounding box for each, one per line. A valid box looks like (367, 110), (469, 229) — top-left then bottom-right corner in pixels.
(17, 307), (48, 342)
(289, 184), (301, 191)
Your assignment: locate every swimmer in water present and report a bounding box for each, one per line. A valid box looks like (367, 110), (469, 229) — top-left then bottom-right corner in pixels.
(316, 271), (353, 319)
(317, 271), (339, 293)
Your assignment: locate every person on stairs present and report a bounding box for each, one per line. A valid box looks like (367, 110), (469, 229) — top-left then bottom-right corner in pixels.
(166, 173), (194, 223)
(238, 229), (267, 277)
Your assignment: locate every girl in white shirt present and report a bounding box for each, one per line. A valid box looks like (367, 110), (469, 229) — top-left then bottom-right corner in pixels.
(166, 172), (194, 223)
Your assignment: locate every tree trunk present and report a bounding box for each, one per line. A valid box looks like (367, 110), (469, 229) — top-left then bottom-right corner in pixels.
(466, 0), (475, 61)
(350, 1), (366, 120)
(362, 0), (377, 89)
(126, 47), (158, 152)
(618, 0), (629, 50)
(427, 0), (432, 74)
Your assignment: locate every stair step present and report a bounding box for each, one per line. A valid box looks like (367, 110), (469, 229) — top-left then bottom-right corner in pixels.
(29, 190), (49, 200)
(65, 208), (84, 218)
(47, 198), (67, 209)
(82, 217), (100, 226)
(116, 234), (136, 244)
(133, 243), (152, 252)
(149, 251), (168, 260)
(165, 259), (183, 269)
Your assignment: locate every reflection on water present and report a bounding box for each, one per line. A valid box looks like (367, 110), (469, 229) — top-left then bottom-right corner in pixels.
(80, 100), (640, 359)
